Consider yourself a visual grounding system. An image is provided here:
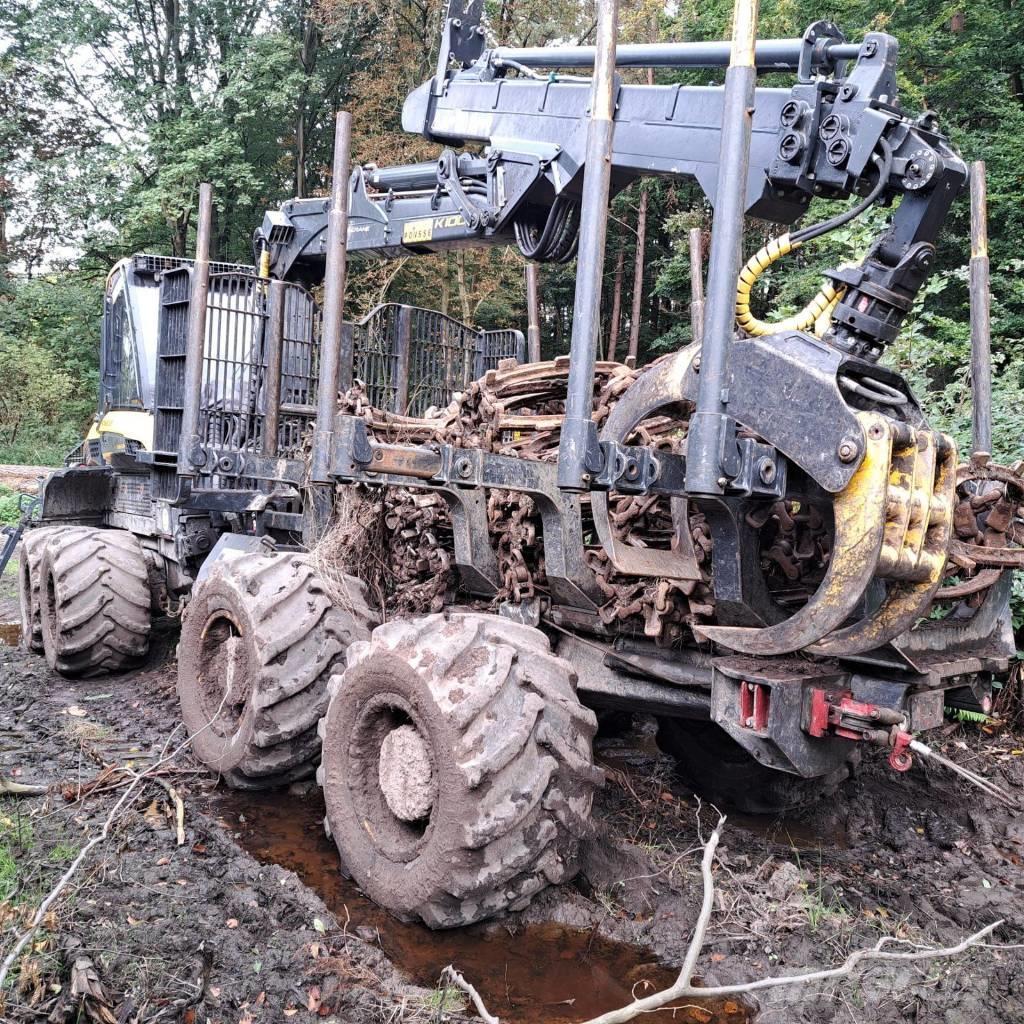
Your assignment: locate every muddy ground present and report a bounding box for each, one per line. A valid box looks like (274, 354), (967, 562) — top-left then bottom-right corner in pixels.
(1, 552), (1023, 1024)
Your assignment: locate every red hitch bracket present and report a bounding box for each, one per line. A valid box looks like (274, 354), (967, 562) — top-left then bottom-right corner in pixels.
(806, 688), (915, 771)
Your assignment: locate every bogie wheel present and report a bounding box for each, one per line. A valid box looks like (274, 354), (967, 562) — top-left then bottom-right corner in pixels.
(656, 717), (855, 816)
(39, 527), (152, 677)
(19, 525), (78, 652)
(177, 553), (375, 790)
(318, 612), (603, 929)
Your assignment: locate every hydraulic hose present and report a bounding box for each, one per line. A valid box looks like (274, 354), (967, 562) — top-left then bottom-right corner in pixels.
(734, 233), (844, 336)
(734, 140), (894, 337)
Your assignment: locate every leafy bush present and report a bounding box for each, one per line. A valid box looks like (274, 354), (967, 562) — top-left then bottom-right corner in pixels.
(0, 486), (23, 526)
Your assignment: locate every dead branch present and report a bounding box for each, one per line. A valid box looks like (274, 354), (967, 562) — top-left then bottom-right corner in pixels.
(0, 726), (199, 990)
(0, 776), (47, 796)
(445, 812), (1011, 1024)
(576, 811), (1004, 1024)
(440, 965), (499, 1024)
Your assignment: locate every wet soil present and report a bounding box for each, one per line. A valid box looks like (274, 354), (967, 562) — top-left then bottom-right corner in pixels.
(2, 552), (1024, 1023)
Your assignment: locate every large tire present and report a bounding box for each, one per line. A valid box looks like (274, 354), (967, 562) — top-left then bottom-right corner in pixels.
(656, 718), (854, 816)
(318, 612), (603, 929)
(19, 525), (77, 652)
(177, 552), (375, 790)
(39, 527), (152, 677)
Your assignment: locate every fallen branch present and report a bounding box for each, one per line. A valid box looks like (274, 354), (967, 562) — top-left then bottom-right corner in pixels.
(0, 729), (198, 990)
(440, 965), (499, 1024)
(576, 811), (1005, 1024)
(0, 776), (47, 797)
(145, 775), (186, 846)
(0, 769), (148, 990)
(444, 812), (1012, 1024)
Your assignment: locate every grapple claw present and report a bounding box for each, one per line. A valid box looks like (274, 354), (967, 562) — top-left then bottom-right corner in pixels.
(696, 412), (892, 655)
(810, 430), (956, 657)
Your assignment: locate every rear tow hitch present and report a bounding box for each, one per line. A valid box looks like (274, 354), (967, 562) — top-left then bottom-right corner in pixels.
(806, 689), (915, 772)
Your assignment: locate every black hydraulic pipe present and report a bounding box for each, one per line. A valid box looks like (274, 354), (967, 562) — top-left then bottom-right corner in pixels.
(685, 0), (760, 497)
(491, 37), (857, 71)
(969, 161), (992, 455)
(179, 182), (213, 477)
(557, 0), (619, 492)
(311, 111), (353, 485)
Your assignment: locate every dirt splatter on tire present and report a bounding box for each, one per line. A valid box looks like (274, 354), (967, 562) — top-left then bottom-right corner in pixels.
(318, 611), (602, 928)
(19, 525), (78, 653)
(178, 552), (375, 789)
(39, 527), (152, 676)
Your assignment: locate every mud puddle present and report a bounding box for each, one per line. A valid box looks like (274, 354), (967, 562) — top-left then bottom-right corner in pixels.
(204, 788), (751, 1024)
(0, 621), (22, 646)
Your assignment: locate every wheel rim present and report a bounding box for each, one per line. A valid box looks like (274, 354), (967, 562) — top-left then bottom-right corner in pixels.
(346, 692), (437, 863)
(196, 613), (252, 739)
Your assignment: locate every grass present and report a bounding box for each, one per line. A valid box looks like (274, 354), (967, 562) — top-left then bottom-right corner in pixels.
(62, 719), (112, 743)
(0, 806), (35, 902)
(47, 843), (79, 864)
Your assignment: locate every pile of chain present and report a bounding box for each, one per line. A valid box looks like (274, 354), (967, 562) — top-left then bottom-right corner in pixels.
(330, 364), (1023, 639)
(334, 358), (723, 639)
(936, 453), (1024, 606)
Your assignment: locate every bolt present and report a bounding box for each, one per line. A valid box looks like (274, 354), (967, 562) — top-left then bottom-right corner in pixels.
(373, 449), (384, 460)
(757, 458), (777, 485)
(868, 423), (885, 440)
(839, 83), (857, 102)
(455, 457), (472, 478)
(863, 40), (878, 58)
(837, 438), (859, 463)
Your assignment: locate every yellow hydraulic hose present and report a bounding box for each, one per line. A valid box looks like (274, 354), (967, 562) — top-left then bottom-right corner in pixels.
(735, 233), (845, 338)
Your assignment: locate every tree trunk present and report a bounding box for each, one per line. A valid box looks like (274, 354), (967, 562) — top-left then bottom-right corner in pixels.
(606, 248), (624, 361)
(296, 9), (320, 198)
(172, 215), (188, 258)
(627, 188), (648, 364)
(455, 250), (472, 323)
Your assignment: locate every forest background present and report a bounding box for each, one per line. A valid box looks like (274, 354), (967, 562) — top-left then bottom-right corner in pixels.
(1, 0), (1022, 474)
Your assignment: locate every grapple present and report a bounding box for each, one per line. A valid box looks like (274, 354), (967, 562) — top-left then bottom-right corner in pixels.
(697, 415), (958, 656)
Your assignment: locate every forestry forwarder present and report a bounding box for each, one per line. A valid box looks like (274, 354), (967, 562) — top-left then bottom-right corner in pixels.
(15, 0), (1023, 928)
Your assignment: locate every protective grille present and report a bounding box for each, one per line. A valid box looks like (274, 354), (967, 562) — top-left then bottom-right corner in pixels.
(352, 304), (526, 416)
(195, 274), (319, 490)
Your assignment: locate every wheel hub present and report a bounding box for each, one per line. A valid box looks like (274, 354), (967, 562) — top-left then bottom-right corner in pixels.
(378, 724), (434, 821)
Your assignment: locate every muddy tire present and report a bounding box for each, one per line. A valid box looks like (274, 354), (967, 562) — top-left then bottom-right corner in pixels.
(318, 612), (602, 929)
(657, 718), (854, 816)
(178, 552), (375, 790)
(19, 526), (77, 653)
(39, 527), (152, 677)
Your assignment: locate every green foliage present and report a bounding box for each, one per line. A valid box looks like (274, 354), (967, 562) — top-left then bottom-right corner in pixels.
(0, 487), (22, 526)
(0, 271), (101, 465)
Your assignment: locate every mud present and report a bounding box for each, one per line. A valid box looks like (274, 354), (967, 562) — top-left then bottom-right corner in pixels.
(207, 788), (749, 1024)
(2, 553), (1023, 1023)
